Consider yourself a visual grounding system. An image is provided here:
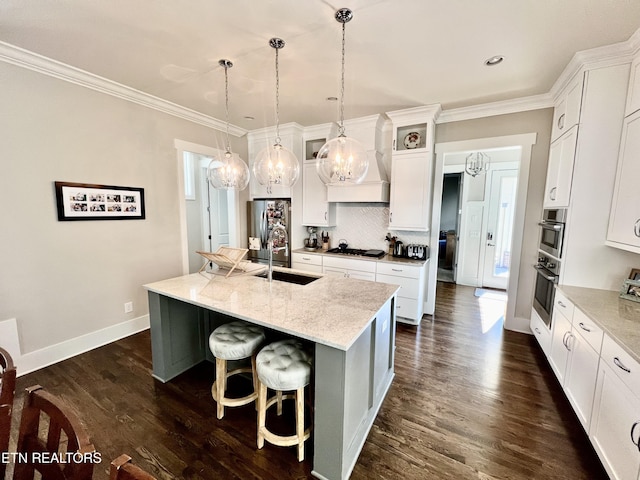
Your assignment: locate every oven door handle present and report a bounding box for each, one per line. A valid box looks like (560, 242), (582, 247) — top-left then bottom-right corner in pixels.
(534, 265), (558, 282)
(537, 221), (563, 231)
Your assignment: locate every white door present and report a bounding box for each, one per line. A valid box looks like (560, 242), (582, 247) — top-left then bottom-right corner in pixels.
(207, 180), (230, 251)
(482, 169), (518, 289)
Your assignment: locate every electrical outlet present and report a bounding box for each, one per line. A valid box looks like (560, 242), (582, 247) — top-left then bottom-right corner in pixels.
(124, 302), (133, 313)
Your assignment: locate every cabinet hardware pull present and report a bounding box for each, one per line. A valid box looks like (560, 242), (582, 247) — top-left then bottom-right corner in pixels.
(549, 187), (557, 201)
(557, 300), (566, 308)
(534, 327), (541, 334)
(564, 332), (574, 351)
(557, 113), (565, 130)
(324, 211), (328, 221)
(634, 218), (640, 238)
(562, 331), (570, 349)
(578, 322), (591, 332)
(302, 257), (310, 261)
(614, 356), (631, 373)
(631, 422), (640, 450)
(392, 268), (402, 272)
(389, 212), (393, 223)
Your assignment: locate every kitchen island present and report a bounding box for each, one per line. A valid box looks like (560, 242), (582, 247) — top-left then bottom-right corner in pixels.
(144, 269), (399, 480)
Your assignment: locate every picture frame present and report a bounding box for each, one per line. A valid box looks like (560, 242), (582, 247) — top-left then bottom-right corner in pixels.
(620, 278), (640, 303)
(54, 181), (145, 221)
(628, 268), (640, 281)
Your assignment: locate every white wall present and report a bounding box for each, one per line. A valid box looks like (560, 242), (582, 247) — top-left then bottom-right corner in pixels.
(0, 61), (247, 365)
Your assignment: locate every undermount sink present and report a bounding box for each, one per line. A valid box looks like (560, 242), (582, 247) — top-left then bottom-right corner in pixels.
(256, 270), (320, 285)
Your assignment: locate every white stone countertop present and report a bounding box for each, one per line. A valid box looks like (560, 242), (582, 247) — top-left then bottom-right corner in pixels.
(292, 248), (428, 266)
(144, 269), (399, 351)
(558, 285), (640, 362)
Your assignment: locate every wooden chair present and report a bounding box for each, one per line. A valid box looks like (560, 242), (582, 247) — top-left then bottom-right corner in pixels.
(0, 347), (17, 480)
(13, 385), (95, 480)
(110, 454), (156, 480)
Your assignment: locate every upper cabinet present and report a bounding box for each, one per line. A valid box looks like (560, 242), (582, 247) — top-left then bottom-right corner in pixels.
(386, 105), (440, 231)
(301, 124), (336, 227)
(247, 124), (303, 199)
(607, 109), (640, 253)
(551, 74), (584, 143)
(625, 54), (640, 117)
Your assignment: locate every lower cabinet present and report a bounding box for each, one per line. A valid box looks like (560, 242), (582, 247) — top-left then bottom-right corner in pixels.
(291, 252), (323, 273)
(590, 334), (640, 480)
(375, 261), (426, 324)
(322, 256), (376, 281)
(530, 307), (552, 357)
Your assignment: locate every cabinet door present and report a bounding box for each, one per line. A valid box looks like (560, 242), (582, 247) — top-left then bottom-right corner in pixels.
(551, 74), (584, 142)
(302, 163), (335, 226)
(607, 110), (640, 253)
(544, 126), (578, 208)
(389, 152), (430, 231)
(323, 266), (346, 278)
(348, 270), (376, 282)
(530, 307), (552, 357)
(590, 361), (640, 480)
(548, 311), (572, 383)
(625, 55), (640, 117)
(564, 329), (600, 432)
(248, 137), (293, 199)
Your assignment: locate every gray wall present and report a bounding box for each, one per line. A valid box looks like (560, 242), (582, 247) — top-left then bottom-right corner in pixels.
(0, 61), (247, 355)
(435, 108), (554, 322)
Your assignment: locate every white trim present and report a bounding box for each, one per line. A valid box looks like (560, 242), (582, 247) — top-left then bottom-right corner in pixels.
(429, 133), (537, 334)
(15, 316), (150, 377)
(0, 318), (20, 361)
(438, 95), (553, 124)
(0, 41), (247, 137)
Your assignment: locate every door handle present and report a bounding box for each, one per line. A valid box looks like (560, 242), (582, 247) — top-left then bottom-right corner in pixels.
(614, 356), (631, 373)
(634, 218), (640, 238)
(549, 187), (557, 201)
(557, 113), (565, 130)
(631, 422), (640, 451)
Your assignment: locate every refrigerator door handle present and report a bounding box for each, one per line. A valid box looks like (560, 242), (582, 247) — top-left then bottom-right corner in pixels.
(260, 210), (268, 248)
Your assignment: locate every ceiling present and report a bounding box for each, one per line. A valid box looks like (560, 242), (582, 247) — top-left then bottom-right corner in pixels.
(2, 0), (640, 132)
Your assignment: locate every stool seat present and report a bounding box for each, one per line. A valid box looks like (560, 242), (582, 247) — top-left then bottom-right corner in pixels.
(209, 320), (265, 420)
(256, 339), (313, 462)
(256, 339), (312, 391)
(209, 321), (265, 360)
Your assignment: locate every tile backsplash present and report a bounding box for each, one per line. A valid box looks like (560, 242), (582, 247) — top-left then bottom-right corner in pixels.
(317, 203), (430, 251)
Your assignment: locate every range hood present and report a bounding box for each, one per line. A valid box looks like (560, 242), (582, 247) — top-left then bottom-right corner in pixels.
(326, 151), (390, 203)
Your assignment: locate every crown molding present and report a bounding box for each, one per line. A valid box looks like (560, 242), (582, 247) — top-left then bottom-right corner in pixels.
(437, 94), (553, 124)
(0, 41), (247, 137)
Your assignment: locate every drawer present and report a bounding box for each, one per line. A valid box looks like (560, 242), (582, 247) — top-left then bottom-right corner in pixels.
(554, 289), (575, 320)
(291, 262), (323, 274)
(323, 255), (376, 273)
(291, 252), (322, 266)
(601, 334), (640, 399)
(572, 308), (604, 354)
(395, 297), (419, 321)
(530, 307), (551, 357)
(377, 262), (421, 279)
(376, 273), (419, 299)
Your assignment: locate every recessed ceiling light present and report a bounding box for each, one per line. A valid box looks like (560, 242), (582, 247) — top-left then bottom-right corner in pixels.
(326, 96), (338, 101)
(485, 55), (505, 66)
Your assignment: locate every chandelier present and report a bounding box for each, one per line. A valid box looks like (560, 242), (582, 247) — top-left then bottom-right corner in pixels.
(465, 152), (490, 177)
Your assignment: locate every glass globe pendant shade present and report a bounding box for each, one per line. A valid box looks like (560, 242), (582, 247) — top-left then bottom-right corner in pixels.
(316, 135), (369, 185)
(207, 150), (250, 190)
(253, 142), (300, 190)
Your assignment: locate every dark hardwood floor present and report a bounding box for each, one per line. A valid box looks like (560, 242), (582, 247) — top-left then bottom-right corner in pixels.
(8, 282), (608, 479)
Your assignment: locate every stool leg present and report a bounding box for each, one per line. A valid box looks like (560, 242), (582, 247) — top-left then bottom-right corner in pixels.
(216, 358), (226, 419)
(257, 381), (267, 449)
(251, 354), (259, 411)
(277, 390), (283, 416)
(296, 387), (305, 462)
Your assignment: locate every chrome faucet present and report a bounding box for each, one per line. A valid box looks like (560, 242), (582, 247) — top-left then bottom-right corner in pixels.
(267, 222), (288, 282)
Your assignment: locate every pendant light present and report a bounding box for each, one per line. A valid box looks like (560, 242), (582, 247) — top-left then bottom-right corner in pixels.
(465, 152), (490, 177)
(207, 59), (250, 191)
(316, 8), (368, 186)
(253, 38), (300, 194)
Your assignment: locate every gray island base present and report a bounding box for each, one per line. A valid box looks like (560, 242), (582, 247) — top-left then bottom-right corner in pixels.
(144, 270), (399, 480)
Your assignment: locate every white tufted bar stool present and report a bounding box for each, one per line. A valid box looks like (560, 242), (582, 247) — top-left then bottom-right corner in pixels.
(256, 339), (313, 462)
(209, 320), (266, 420)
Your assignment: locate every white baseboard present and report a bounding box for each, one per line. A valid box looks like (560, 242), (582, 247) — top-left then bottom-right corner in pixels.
(0, 318), (20, 361)
(504, 316), (532, 334)
(14, 315), (150, 377)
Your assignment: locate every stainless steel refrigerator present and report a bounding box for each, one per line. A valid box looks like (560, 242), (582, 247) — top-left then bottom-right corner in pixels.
(247, 199), (291, 268)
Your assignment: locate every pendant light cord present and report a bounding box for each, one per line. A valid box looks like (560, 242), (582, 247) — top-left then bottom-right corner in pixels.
(274, 45), (281, 145)
(224, 63), (231, 153)
(338, 19), (346, 137)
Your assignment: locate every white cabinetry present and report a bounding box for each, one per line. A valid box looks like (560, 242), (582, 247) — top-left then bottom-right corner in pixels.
(530, 307), (552, 357)
(606, 109), (640, 254)
(323, 256), (376, 282)
(291, 252), (323, 274)
(302, 162), (335, 227)
(386, 106), (440, 232)
(590, 335), (640, 480)
(625, 54), (640, 117)
(548, 290), (602, 431)
(543, 126), (578, 208)
(376, 261), (426, 324)
(551, 74), (584, 142)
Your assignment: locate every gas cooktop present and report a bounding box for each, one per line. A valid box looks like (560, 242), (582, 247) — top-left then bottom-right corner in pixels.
(326, 248), (386, 258)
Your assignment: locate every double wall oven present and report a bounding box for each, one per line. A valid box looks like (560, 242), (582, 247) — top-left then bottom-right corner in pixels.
(533, 208), (566, 327)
